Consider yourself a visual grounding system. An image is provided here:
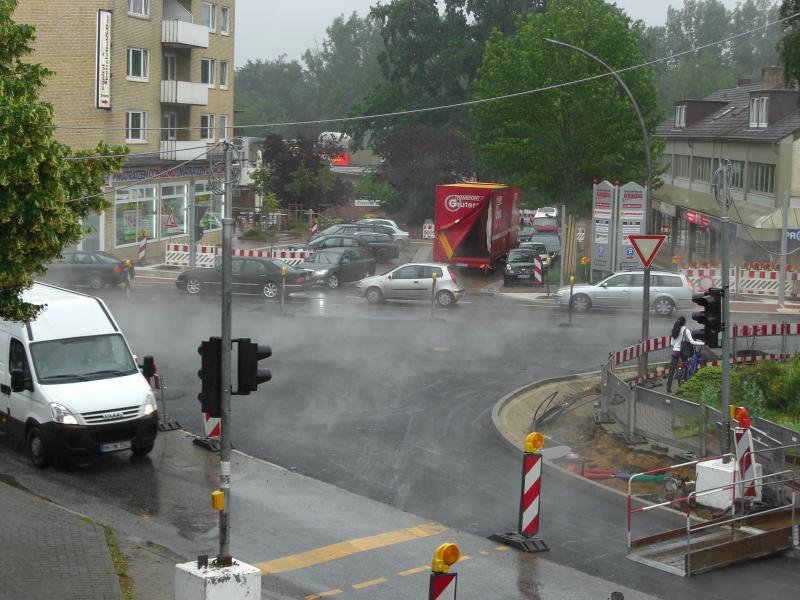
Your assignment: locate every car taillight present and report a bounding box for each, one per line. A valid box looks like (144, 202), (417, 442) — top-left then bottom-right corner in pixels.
(112, 266), (124, 273)
(448, 267), (458, 284)
(296, 276), (305, 284)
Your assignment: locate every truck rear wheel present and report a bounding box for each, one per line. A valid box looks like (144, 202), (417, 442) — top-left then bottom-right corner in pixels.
(28, 426), (52, 468)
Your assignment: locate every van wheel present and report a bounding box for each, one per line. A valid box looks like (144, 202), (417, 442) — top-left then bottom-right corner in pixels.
(131, 443), (154, 456)
(28, 427), (51, 468)
(88, 273), (105, 290)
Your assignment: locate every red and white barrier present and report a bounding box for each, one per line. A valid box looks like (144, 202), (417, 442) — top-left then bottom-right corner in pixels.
(231, 247), (310, 265)
(682, 268), (798, 297)
(138, 235), (147, 264)
(165, 243), (218, 268)
(735, 427), (757, 498)
(428, 573), (457, 600)
(519, 453), (542, 536)
(203, 412), (220, 438)
(533, 257), (543, 285)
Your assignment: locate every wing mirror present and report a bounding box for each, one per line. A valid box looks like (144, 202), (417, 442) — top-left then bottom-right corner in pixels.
(387, 274), (392, 280)
(10, 369), (33, 393)
(600, 283), (608, 288)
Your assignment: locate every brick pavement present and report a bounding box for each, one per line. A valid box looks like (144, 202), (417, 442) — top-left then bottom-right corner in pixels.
(0, 480), (122, 600)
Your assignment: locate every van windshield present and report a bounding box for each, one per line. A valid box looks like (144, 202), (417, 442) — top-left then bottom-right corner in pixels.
(30, 334), (138, 384)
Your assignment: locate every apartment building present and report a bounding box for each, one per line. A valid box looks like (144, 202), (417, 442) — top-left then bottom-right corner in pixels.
(15, 0), (235, 260)
(654, 67), (800, 263)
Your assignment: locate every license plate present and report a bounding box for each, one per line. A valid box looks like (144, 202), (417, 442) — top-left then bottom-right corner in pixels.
(100, 440), (132, 453)
(456, 263), (469, 267)
(517, 273), (531, 279)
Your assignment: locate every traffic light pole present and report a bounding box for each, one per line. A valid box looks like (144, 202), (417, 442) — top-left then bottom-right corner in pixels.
(720, 163), (732, 460)
(219, 142), (233, 564)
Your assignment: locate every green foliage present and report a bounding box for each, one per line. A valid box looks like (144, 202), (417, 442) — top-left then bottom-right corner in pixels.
(779, 0), (800, 89)
(239, 228), (276, 241)
(472, 0), (663, 211)
(353, 175), (398, 209)
(675, 365), (723, 405)
(737, 379), (767, 418)
(0, 1), (125, 321)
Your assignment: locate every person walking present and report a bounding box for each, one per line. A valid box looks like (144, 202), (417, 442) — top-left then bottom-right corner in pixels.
(665, 316), (703, 393)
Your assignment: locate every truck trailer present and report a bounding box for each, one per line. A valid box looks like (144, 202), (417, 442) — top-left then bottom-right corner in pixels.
(432, 183), (520, 270)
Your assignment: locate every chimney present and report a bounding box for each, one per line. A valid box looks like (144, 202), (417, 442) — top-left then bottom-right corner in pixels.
(738, 78), (751, 87)
(761, 66), (783, 88)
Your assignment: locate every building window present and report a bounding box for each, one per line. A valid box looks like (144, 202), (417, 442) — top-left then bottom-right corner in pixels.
(217, 114), (228, 140)
(160, 184), (188, 237)
(195, 182), (224, 231)
(729, 160), (745, 189)
(674, 105), (686, 128)
(749, 96), (768, 128)
(200, 114), (216, 140)
(220, 61), (229, 89)
(693, 157), (712, 183)
(221, 6), (230, 34)
(673, 154), (690, 179)
(125, 110), (147, 142)
(201, 59), (216, 87)
(127, 0), (149, 17)
(127, 48), (149, 81)
(115, 186), (156, 246)
(162, 112), (177, 141)
(202, 2), (217, 31)
(749, 162), (775, 194)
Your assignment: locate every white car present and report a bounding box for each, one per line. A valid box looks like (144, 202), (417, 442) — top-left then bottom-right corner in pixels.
(534, 207), (558, 219)
(358, 218), (399, 228)
(356, 262), (464, 307)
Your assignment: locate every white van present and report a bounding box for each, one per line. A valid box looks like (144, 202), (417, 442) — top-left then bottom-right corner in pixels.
(0, 283), (158, 467)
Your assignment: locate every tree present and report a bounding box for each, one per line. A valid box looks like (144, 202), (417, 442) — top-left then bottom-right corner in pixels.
(0, 1), (124, 321)
(779, 0), (800, 88)
(471, 0), (663, 210)
(370, 126), (473, 224)
(250, 134), (351, 212)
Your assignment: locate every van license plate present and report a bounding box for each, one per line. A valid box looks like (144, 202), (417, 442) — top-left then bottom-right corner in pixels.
(517, 273), (531, 279)
(101, 440), (132, 453)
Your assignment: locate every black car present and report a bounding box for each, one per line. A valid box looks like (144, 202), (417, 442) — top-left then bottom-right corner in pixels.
(299, 247), (376, 289)
(351, 232), (400, 260)
(526, 234), (561, 263)
(175, 257), (312, 299)
(311, 223), (395, 243)
(504, 246), (547, 286)
(43, 250), (135, 290)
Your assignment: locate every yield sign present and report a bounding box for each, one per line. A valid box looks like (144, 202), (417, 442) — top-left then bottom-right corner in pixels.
(628, 234), (666, 269)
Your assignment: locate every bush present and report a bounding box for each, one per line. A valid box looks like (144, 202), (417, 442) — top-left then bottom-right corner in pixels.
(675, 366), (722, 406)
(239, 228), (276, 241)
(736, 379), (766, 418)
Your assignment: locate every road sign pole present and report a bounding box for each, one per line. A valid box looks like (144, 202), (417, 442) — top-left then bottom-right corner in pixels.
(721, 162), (732, 461)
(629, 234), (666, 380)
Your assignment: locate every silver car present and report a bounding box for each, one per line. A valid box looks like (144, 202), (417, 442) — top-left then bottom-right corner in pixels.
(355, 262), (465, 307)
(555, 271), (693, 317)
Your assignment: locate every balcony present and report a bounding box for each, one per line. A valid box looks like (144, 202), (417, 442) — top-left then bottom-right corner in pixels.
(160, 80), (208, 105)
(160, 140), (209, 162)
(162, 19), (209, 48)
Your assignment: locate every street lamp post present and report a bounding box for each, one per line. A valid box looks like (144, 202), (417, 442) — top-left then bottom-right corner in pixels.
(543, 38), (654, 379)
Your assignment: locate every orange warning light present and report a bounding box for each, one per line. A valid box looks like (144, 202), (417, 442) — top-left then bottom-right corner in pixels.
(525, 432), (545, 453)
(431, 543), (460, 574)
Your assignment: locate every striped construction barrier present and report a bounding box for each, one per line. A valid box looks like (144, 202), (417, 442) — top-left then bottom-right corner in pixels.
(165, 243), (218, 268)
(429, 573), (457, 600)
(519, 452), (542, 536)
(682, 268), (798, 297)
(204, 412), (220, 439)
(534, 257), (543, 285)
(231, 247), (310, 266)
(735, 427), (757, 498)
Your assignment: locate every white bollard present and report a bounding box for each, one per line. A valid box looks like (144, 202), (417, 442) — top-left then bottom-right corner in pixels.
(175, 559), (261, 600)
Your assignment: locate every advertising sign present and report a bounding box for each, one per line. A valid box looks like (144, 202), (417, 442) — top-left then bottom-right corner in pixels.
(591, 180), (617, 272)
(686, 210), (711, 228)
(616, 182), (646, 271)
(96, 10), (112, 109)
(787, 229), (800, 241)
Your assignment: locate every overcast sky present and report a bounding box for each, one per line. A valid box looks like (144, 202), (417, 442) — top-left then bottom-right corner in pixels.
(234, 0), (745, 67)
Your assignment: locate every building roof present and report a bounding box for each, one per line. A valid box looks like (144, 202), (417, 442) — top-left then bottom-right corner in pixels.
(656, 83), (800, 143)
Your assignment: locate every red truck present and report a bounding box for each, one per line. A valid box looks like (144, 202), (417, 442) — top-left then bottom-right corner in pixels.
(432, 182), (521, 270)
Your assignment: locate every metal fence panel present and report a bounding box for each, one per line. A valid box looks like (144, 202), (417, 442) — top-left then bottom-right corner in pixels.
(606, 369), (631, 429)
(634, 387), (705, 455)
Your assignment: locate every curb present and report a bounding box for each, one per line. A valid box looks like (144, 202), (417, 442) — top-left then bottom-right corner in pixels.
(491, 372), (697, 528)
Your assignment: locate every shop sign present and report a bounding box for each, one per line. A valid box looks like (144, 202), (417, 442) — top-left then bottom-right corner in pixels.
(686, 210), (711, 228)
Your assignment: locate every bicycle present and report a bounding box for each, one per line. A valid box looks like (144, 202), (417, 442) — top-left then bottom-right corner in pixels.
(676, 345), (704, 387)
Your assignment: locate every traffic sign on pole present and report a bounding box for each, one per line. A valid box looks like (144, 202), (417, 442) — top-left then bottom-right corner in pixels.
(628, 234), (665, 270)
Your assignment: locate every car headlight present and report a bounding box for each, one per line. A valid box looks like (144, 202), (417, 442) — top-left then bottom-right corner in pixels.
(315, 269), (329, 277)
(505, 264), (513, 272)
(50, 402), (78, 425)
(144, 390), (157, 416)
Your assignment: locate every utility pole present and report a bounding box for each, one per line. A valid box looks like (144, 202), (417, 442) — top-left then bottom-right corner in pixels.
(188, 177), (197, 268)
(219, 141), (234, 565)
(779, 190), (789, 307)
(559, 203), (566, 289)
(717, 161), (732, 460)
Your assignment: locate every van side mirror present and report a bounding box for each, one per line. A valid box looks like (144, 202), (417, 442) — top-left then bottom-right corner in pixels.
(10, 369), (32, 393)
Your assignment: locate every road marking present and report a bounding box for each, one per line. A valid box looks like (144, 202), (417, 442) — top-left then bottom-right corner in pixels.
(397, 565), (428, 576)
(479, 550), (490, 555)
(431, 347), (450, 352)
(255, 522), (448, 575)
(460, 555), (472, 561)
(495, 546), (510, 552)
(352, 578), (387, 590)
(305, 589), (343, 599)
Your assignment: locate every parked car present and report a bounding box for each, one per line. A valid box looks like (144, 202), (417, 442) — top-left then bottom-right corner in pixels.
(374, 223), (410, 248)
(555, 271), (693, 316)
(521, 234), (561, 263)
(504, 246), (548, 286)
(518, 226), (537, 243)
(531, 216), (560, 233)
(355, 263), (464, 307)
(312, 223), (391, 241)
(43, 250), (135, 290)
(351, 232), (401, 260)
(299, 247), (376, 289)
(357, 218), (400, 229)
(175, 257), (311, 299)
(534, 207), (558, 219)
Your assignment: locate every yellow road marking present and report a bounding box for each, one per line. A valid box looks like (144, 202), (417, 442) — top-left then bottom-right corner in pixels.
(495, 546), (510, 552)
(460, 555), (472, 561)
(398, 565), (429, 576)
(305, 590), (342, 599)
(255, 522), (448, 575)
(352, 578), (387, 590)
(479, 550), (490, 555)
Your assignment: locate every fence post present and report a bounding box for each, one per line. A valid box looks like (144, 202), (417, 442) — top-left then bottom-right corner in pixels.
(700, 402), (707, 459)
(781, 321), (788, 358)
(628, 385), (636, 437)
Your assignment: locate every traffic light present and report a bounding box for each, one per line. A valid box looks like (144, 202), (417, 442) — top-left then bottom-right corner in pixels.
(198, 337), (222, 416)
(236, 338), (272, 394)
(691, 287), (723, 348)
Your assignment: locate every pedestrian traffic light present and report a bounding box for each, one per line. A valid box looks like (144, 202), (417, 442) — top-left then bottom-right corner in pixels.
(236, 338), (272, 394)
(198, 337), (222, 417)
(691, 287), (723, 348)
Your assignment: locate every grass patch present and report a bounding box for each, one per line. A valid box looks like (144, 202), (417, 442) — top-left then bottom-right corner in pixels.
(238, 228), (277, 242)
(102, 524), (134, 600)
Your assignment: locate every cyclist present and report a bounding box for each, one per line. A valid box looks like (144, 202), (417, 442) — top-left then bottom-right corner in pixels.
(666, 316), (704, 393)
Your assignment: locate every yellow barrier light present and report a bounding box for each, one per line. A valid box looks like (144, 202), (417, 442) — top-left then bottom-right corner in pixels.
(281, 265), (287, 276)
(580, 256), (589, 266)
(211, 490), (225, 511)
(569, 275), (575, 284)
(432, 271), (438, 280)
(431, 543), (460, 574)
(733, 406), (749, 421)
(524, 432), (545, 453)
